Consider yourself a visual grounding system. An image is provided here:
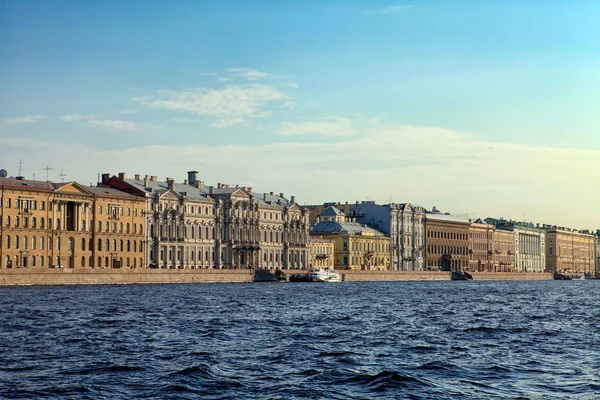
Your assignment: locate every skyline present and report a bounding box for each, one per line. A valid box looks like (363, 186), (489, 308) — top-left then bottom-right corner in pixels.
(1, 1), (599, 229)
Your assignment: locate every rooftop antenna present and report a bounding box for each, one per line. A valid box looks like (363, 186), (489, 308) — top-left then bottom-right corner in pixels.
(33, 173), (35, 180)
(59, 169), (67, 183)
(18, 159), (23, 176)
(43, 166), (52, 181)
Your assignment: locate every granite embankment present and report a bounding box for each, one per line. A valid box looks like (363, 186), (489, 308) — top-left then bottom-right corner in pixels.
(0, 268), (552, 286)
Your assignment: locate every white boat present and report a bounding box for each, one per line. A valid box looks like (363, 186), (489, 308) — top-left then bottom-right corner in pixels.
(308, 268), (343, 282)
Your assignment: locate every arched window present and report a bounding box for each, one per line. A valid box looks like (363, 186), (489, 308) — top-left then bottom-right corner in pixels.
(112, 239), (116, 251)
(40, 256), (44, 267)
(89, 238), (93, 251)
(126, 223), (130, 233)
(105, 222), (109, 231)
(5, 236), (10, 249)
(15, 236), (20, 249)
(81, 256), (85, 267)
(98, 256), (102, 267)
(40, 218), (45, 229)
(48, 218), (52, 230)
(89, 256), (93, 267)
(40, 236), (44, 250)
(127, 240), (130, 252)
(98, 239), (102, 251)
(105, 257), (109, 267)
(32, 217), (37, 228)
(82, 220), (86, 231)
(106, 239), (110, 251)
(139, 224), (143, 234)
(119, 222), (123, 233)
(68, 238), (73, 251)
(31, 256), (36, 267)
(119, 240), (123, 252)
(127, 258), (130, 268)
(81, 238), (86, 251)
(32, 237), (36, 249)
(98, 222), (101, 232)
(5, 216), (9, 227)
(15, 216), (19, 227)
(56, 219), (60, 230)
(139, 241), (143, 252)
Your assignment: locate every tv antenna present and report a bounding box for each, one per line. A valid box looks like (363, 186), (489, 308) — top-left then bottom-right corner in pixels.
(18, 159), (23, 176)
(43, 166), (53, 181)
(59, 170), (67, 183)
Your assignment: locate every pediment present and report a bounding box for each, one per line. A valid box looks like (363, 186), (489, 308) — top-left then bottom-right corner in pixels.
(160, 190), (182, 201)
(54, 182), (92, 195)
(230, 188), (251, 201)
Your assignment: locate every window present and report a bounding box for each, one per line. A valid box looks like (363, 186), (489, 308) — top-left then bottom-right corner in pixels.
(32, 237), (36, 249)
(56, 238), (61, 250)
(40, 237), (44, 250)
(98, 206), (102, 214)
(15, 236), (19, 249)
(56, 219), (60, 230)
(6, 198), (10, 208)
(5, 216), (9, 227)
(5, 236), (10, 249)
(32, 217), (37, 228)
(98, 239), (102, 251)
(41, 201), (45, 210)
(82, 238), (86, 251)
(15, 216), (19, 227)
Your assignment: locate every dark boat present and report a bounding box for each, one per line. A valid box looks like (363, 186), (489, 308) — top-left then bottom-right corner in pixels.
(584, 273), (598, 280)
(553, 272), (572, 280)
(288, 273), (312, 282)
(451, 270), (473, 280)
(253, 268), (286, 282)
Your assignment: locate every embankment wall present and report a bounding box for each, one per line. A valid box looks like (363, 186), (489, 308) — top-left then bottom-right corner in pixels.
(0, 268), (553, 286)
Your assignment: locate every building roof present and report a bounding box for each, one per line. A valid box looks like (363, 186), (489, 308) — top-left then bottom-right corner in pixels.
(0, 177), (57, 191)
(310, 220), (386, 237)
(0, 177), (138, 200)
(320, 206), (346, 217)
(425, 212), (470, 224)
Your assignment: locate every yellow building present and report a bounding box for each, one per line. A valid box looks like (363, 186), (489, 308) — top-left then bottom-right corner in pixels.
(544, 227), (596, 275)
(0, 177), (146, 269)
(469, 218), (495, 272)
(308, 237), (335, 269)
(310, 206), (391, 270)
(492, 229), (515, 272)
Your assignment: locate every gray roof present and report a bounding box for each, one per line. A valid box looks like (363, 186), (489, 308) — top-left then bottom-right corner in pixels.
(310, 220), (386, 237)
(425, 212), (470, 224)
(320, 206), (346, 217)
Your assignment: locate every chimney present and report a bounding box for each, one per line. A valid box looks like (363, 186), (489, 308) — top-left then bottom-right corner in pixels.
(217, 183), (222, 189)
(270, 191), (274, 196)
(263, 193), (268, 200)
(15, 176), (24, 181)
(197, 180), (204, 188)
(291, 196), (296, 203)
(184, 179), (188, 185)
(101, 173), (110, 184)
(144, 175), (150, 187)
(209, 186), (214, 194)
(280, 193), (284, 198)
(118, 172), (126, 180)
(187, 171), (198, 186)
(151, 176), (157, 182)
(166, 178), (175, 189)
(134, 174), (140, 180)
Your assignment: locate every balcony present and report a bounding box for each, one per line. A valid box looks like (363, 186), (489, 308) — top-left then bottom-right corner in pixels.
(19, 208), (33, 216)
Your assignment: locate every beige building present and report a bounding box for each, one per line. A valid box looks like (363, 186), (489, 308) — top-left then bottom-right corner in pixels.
(310, 206), (391, 270)
(544, 226), (595, 275)
(308, 237), (335, 269)
(425, 210), (470, 271)
(469, 218), (495, 272)
(492, 229), (515, 272)
(0, 177), (146, 269)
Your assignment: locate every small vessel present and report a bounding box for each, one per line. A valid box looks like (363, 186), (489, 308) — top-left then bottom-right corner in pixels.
(253, 268), (286, 282)
(553, 271), (572, 280)
(309, 268), (329, 282)
(584, 273), (598, 280)
(451, 270), (473, 280)
(289, 273), (311, 282)
(325, 269), (343, 282)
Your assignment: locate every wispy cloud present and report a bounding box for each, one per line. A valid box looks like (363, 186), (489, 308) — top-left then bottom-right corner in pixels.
(369, 5), (413, 14)
(119, 108), (139, 115)
(132, 84), (286, 128)
(5, 115), (45, 125)
(60, 114), (100, 122)
(278, 116), (355, 137)
(228, 68), (285, 81)
(87, 119), (152, 132)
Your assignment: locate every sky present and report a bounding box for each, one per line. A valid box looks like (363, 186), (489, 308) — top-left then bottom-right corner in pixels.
(1, 0), (599, 230)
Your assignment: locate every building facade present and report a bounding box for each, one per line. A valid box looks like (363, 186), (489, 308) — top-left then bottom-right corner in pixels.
(102, 172), (310, 269)
(544, 227), (595, 275)
(486, 218), (545, 273)
(310, 206), (391, 270)
(492, 229), (515, 272)
(0, 177), (145, 269)
(595, 231), (600, 276)
(425, 210), (470, 271)
(469, 218), (495, 272)
(308, 237), (335, 269)
(306, 201), (425, 271)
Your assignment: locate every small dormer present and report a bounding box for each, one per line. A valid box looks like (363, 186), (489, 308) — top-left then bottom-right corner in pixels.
(318, 206), (347, 222)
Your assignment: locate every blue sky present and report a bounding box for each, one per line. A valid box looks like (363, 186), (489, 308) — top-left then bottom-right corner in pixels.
(1, 0), (599, 228)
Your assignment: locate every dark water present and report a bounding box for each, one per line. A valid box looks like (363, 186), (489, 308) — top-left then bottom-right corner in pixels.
(1, 281), (599, 399)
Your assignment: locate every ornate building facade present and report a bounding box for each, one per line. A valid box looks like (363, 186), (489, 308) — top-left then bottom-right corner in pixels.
(310, 206), (391, 270)
(102, 172), (310, 269)
(306, 201), (425, 271)
(492, 229), (515, 272)
(0, 177), (145, 269)
(469, 218), (495, 272)
(543, 226), (595, 275)
(425, 209), (470, 271)
(308, 237), (335, 269)
(486, 218), (545, 273)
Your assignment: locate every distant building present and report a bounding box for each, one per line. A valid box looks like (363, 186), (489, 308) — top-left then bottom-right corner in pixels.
(310, 206), (391, 270)
(595, 231), (600, 276)
(485, 218), (545, 273)
(102, 172), (310, 269)
(492, 229), (515, 272)
(306, 201), (425, 270)
(425, 209), (470, 271)
(469, 218), (495, 272)
(0, 176), (146, 269)
(542, 225), (595, 275)
(308, 237), (335, 269)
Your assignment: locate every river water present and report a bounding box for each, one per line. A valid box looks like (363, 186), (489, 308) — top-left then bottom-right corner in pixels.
(0, 281), (598, 399)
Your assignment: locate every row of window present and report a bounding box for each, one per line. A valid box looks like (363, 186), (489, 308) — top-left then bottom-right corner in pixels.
(3, 255), (144, 268)
(4, 215), (143, 234)
(427, 231), (468, 241)
(1, 198), (143, 217)
(343, 241), (390, 253)
(427, 246), (469, 255)
(3, 235), (143, 253)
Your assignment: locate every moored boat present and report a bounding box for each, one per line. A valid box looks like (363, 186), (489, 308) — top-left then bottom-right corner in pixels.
(553, 271), (572, 280)
(451, 270), (473, 280)
(309, 268), (329, 282)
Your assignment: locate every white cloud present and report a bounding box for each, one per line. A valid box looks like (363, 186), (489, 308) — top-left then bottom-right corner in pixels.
(119, 108), (139, 115)
(132, 84), (285, 128)
(87, 120), (151, 132)
(228, 68), (285, 81)
(60, 114), (100, 122)
(278, 117), (355, 137)
(370, 5), (413, 14)
(217, 77), (233, 82)
(5, 115), (45, 125)
(4, 120), (598, 228)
